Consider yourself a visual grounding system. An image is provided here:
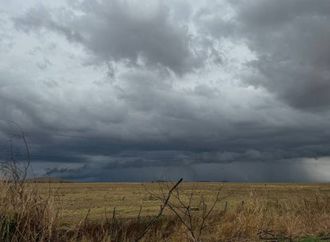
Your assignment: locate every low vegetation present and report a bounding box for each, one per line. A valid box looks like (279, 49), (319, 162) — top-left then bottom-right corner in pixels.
(0, 174), (329, 241)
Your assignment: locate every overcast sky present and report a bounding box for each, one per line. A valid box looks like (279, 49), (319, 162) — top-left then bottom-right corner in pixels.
(0, 0), (330, 182)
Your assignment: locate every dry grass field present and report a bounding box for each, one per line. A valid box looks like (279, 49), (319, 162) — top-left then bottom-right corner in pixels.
(1, 179), (329, 241)
(37, 182), (330, 224)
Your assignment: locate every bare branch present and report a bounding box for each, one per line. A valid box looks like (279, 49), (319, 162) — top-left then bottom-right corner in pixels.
(135, 178), (183, 242)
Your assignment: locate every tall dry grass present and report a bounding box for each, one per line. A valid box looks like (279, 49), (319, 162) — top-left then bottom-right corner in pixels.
(211, 193), (330, 241)
(0, 180), (59, 241)
(0, 176), (329, 241)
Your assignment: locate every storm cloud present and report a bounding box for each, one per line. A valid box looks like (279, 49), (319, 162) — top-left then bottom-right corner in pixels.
(199, 0), (330, 110)
(0, 0), (330, 181)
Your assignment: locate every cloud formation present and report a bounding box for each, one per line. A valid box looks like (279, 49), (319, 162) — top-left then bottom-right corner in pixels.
(15, 0), (204, 75)
(199, 0), (330, 110)
(0, 0), (330, 181)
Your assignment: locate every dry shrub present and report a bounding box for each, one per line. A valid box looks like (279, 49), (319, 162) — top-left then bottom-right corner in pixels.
(0, 172), (59, 241)
(0, 127), (59, 241)
(153, 183), (226, 242)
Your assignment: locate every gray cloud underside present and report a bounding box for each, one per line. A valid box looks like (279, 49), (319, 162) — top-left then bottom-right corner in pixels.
(1, 0), (330, 181)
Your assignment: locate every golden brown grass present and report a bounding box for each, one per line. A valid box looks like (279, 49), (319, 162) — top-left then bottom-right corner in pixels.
(0, 180), (329, 241)
(32, 182), (330, 223)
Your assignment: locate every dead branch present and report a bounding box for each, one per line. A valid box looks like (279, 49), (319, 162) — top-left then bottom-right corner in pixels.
(135, 178), (183, 242)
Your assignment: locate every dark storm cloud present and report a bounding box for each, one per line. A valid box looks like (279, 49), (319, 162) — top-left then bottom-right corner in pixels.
(1, 0), (330, 181)
(199, 0), (330, 111)
(44, 158), (317, 183)
(1, 66), (330, 181)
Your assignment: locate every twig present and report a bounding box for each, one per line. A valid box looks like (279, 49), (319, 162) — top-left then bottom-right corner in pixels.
(135, 178), (183, 242)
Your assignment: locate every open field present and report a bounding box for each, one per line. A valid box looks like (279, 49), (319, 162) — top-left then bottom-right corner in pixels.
(1, 181), (330, 241)
(36, 182), (330, 225)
